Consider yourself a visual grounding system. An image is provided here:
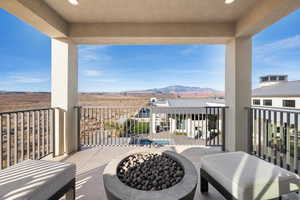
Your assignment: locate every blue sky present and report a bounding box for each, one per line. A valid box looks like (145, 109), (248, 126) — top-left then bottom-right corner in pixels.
(0, 8), (300, 92)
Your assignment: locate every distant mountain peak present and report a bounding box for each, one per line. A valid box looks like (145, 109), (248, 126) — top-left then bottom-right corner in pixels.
(144, 85), (218, 93)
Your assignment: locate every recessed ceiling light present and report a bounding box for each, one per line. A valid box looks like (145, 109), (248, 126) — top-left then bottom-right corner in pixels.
(225, 0), (235, 4)
(68, 0), (79, 5)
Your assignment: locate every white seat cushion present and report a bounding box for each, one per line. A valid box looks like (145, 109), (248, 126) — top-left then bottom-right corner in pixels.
(0, 160), (76, 200)
(200, 152), (300, 200)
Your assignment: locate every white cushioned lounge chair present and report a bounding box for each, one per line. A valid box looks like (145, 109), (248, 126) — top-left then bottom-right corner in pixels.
(0, 160), (76, 200)
(200, 152), (300, 200)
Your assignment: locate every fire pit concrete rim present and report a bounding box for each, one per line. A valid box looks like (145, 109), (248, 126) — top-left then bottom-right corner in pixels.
(103, 149), (197, 200)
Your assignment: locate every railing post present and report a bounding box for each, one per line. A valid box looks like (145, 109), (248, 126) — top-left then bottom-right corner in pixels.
(247, 108), (253, 154)
(222, 107), (226, 151)
(76, 106), (81, 151)
(205, 107), (208, 146)
(0, 114), (2, 170)
(293, 113), (298, 173)
(49, 109), (54, 157)
(7, 114), (11, 167)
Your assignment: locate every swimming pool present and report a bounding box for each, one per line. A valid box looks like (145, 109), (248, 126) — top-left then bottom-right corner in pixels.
(152, 140), (170, 145)
(134, 138), (170, 146)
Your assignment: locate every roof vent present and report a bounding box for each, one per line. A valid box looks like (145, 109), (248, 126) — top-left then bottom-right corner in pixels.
(259, 75), (288, 87)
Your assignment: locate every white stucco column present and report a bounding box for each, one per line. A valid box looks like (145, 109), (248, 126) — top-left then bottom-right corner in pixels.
(169, 118), (176, 133)
(186, 118), (192, 138)
(225, 37), (252, 152)
(51, 38), (78, 155)
(151, 113), (156, 134)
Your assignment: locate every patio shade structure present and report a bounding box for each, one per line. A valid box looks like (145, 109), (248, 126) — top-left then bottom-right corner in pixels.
(1, 0), (300, 155)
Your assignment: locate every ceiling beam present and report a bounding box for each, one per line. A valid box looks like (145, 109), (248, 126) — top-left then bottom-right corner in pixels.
(0, 0), (68, 37)
(236, 0), (300, 37)
(69, 22), (235, 45)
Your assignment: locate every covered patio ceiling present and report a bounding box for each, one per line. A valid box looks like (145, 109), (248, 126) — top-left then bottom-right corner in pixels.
(1, 0), (300, 44)
(45, 0), (258, 23)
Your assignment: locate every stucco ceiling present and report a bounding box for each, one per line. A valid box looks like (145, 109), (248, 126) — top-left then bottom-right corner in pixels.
(44, 0), (259, 23)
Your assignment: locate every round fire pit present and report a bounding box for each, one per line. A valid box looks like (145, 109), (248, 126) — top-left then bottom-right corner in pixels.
(117, 153), (185, 191)
(103, 150), (197, 200)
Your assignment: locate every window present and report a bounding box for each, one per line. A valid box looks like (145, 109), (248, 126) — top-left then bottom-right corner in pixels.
(283, 100), (295, 108)
(260, 77), (268, 82)
(176, 114), (186, 129)
(279, 76), (286, 81)
(192, 114), (205, 121)
(277, 127), (281, 133)
(192, 114), (199, 120)
(253, 99), (261, 105)
(263, 100), (272, 106)
(270, 76), (277, 81)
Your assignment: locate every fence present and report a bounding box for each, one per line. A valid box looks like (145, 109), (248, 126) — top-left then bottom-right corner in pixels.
(77, 106), (226, 149)
(0, 105), (226, 170)
(0, 108), (54, 169)
(248, 106), (300, 173)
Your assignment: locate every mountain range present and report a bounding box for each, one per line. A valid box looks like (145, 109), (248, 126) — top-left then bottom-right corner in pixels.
(144, 85), (217, 93)
(127, 85), (224, 97)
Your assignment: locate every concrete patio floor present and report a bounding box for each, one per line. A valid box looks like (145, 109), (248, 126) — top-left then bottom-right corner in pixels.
(59, 145), (299, 200)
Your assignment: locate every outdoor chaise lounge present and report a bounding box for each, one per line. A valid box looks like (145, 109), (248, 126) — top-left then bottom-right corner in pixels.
(0, 160), (76, 200)
(200, 152), (300, 200)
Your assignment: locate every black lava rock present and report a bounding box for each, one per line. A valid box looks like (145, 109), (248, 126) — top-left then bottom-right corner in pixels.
(117, 153), (184, 191)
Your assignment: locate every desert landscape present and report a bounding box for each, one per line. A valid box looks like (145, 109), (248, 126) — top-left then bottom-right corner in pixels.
(0, 85), (224, 112)
(0, 92), (175, 112)
(0, 86), (224, 167)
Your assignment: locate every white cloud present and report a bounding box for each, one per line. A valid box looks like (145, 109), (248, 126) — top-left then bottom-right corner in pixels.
(180, 45), (200, 55)
(9, 75), (48, 83)
(79, 45), (112, 62)
(255, 35), (300, 58)
(254, 35), (300, 69)
(253, 35), (300, 88)
(83, 70), (102, 77)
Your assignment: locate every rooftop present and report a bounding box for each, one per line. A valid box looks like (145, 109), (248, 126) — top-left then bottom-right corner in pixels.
(253, 80), (300, 97)
(168, 98), (225, 107)
(154, 98), (225, 107)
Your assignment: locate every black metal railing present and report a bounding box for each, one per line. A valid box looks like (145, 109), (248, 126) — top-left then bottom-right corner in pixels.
(247, 106), (300, 173)
(77, 106), (226, 150)
(0, 108), (55, 169)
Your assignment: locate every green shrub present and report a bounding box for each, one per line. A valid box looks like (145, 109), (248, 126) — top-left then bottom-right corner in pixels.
(131, 122), (150, 134)
(174, 132), (187, 136)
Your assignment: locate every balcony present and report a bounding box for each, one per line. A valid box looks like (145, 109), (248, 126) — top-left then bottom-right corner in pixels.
(1, 106), (300, 199)
(0, 106), (227, 199)
(0, 106), (225, 169)
(1, 0), (300, 199)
